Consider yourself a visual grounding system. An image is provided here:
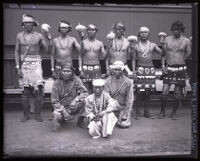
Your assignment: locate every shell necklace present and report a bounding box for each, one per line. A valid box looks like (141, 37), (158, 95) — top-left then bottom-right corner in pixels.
(88, 38), (96, 52)
(114, 37), (124, 56)
(139, 40), (150, 58)
(23, 31), (36, 49)
(58, 35), (70, 49)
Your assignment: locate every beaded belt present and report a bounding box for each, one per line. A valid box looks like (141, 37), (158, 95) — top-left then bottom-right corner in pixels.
(23, 61), (40, 65)
(137, 67), (155, 75)
(82, 65), (100, 71)
(167, 66), (187, 72)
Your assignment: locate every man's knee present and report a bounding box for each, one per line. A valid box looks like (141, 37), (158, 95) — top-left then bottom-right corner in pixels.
(53, 111), (62, 120)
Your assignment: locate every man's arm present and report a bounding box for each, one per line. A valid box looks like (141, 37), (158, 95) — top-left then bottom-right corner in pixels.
(185, 38), (192, 59)
(125, 81), (134, 111)
(73, 38), (81, 52)
(50, 39), (56, 72)
(161, 44), (166, 68)
(15, 34), (20, 68)
(131, 47), (137, 78)
(14, 34), (22, 77)
(154, 43), (162, 55)
(51, 82), (62, 109)
(78, 41), (84, 72)
(75, 78), (89, 101)
(100, 42), (107, 59)
(40, 33), (51, 53)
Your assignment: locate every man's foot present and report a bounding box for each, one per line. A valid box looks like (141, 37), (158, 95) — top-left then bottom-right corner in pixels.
(77, 117), (88, 128)
(157, 113), (165, 119)
(135, 115), (141, 120)
(102, 134), (111, 139)
(21, 117), (30, 122)
(35, 117), (43, 122)
(144, 114), (155, 119)
(171, 112), (178, 120)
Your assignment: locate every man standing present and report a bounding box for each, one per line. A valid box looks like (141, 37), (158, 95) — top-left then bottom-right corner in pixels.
(51, 64), (88, 131)
(131, 26), (163, 120)
(15, 14), (52, 122)
(51, 20), (81, 79)
(159, 20), (191, 120)
(78, 24), (106, 93)
(83, 79), (118, 139)
(105, 22), (131, 76)
(104, 61), (133, 128)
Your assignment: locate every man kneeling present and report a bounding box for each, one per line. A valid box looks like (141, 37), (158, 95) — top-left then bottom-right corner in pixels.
(51, 64), (88, 131)
(83, 79), (118, 139)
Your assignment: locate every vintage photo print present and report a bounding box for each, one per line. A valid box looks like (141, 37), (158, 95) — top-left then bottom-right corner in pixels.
(3, 2), (198, 158)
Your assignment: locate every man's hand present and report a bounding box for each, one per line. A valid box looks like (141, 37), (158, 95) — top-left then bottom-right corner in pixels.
(16, 68), (23, 78)
(97, 111), (106, 117)
(162, 67), (168, 75)
(132, 72), (137, 80)
(52, 71), (57, 79)
(41, 23), (52, 40)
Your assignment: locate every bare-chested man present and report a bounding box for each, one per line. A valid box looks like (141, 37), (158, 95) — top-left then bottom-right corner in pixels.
(131, 26), (162, 120)
(105, 22), (131, 76)
(51, 20), (81, 79)
(78, 24), (106, 93)
(15, 14), (52, 122)
(158, 20), (191, 120)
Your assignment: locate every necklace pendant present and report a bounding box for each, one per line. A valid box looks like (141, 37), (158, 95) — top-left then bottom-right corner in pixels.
(142, 53), (147, 58)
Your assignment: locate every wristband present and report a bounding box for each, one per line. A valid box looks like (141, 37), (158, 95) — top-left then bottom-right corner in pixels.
(16, 65), (19, 69)
(51, 68), (54, 72)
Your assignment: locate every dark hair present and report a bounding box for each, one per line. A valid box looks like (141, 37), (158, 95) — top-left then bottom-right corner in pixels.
(112, 21), (126, 31)
(21, 14), (38, 27)
(58, 20), (72, 32)
(59, 64), (75, 80)
(171, 20), (185, 33)
(87, 24), (98, 32)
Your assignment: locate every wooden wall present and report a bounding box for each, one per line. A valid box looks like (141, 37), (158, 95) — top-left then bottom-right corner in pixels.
(3, 4), (192, 89)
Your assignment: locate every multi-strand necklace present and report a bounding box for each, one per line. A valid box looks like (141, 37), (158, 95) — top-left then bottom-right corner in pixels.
(88, 38), (96, 52)
(93, 94), (104, 114)
(139, 40), (150, 58)
(23, 31), (36, 49)
(114, 37), (124, 56)
(58, 35), (70, 50)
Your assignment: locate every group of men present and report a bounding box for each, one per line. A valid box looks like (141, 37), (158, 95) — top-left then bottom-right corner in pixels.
(14, 14), (191, 139)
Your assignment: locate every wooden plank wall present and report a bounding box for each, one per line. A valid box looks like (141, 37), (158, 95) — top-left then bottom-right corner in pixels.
(3, 4), (192, 90)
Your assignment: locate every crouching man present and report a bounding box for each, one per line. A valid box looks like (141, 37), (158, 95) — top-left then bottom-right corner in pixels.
(51, 64), (88, 131)
(83, 79), (118, 139)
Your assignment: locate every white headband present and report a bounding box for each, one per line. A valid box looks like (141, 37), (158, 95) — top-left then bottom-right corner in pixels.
(110, 61), (125, 70)
(60, 22), (70, 28)
(87, 24), (97, 30)
(92, 79), (105, 86)
(139, 26), (150, 33)
(158, 32), (167, 36)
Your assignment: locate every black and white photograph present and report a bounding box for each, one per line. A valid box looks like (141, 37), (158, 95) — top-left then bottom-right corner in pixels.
(3, 2), (198, 158)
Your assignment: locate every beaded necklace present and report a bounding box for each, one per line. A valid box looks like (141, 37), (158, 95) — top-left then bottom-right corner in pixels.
(139, 40), (150, 58)
(23, 31), (36, 49)
(88, 38), (96, 52)
(114, 37), (124, 56)
(58, 35), (70, 49)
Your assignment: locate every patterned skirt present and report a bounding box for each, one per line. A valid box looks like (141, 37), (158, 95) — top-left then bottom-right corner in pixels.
(134, 66), (156, 91)
(19, 55), (44, 91)
(163, 65), (187, 87)
(82, 65), (101, 82)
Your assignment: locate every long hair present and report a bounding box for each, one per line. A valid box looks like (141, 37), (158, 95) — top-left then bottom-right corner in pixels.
(58, 20), (72, 32)
(171, 20), (185, 33)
